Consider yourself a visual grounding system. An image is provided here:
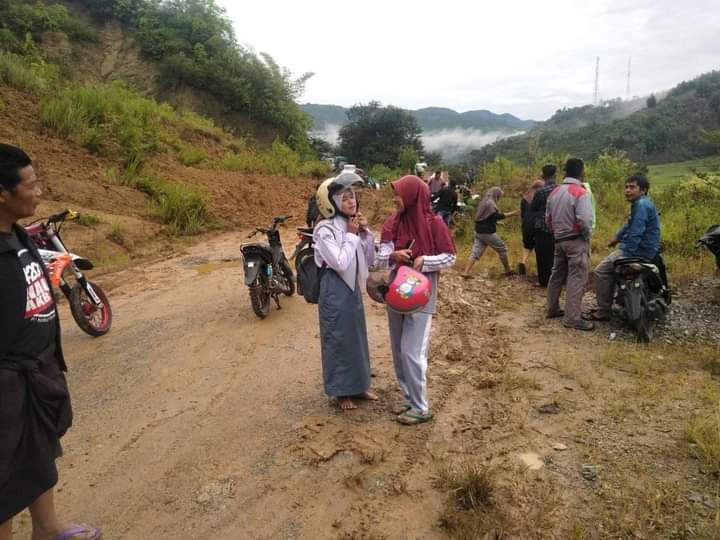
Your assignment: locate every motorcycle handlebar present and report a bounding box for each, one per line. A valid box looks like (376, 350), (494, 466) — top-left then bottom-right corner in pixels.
(47, 210), (70, 224)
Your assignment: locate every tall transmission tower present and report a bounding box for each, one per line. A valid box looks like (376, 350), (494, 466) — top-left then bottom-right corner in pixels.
(626, 56), (632, 100)
(594, 56), (600, 105)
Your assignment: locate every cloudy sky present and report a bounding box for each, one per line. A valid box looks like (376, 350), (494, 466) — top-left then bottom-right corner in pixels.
(218, 0), (719, 121)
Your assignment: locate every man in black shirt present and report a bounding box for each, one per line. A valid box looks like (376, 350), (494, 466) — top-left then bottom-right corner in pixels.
(435, 180), (458, 226)
(0, 144), (101, 540)
(529, 164), (558, 287)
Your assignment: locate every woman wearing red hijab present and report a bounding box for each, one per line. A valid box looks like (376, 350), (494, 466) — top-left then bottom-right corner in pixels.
(378, 175), (456, 425)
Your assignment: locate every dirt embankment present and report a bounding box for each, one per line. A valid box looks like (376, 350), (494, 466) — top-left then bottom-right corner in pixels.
(0, 86), (329, 276)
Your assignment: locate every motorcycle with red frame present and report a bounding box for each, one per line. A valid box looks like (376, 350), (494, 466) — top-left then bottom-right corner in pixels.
(25, 209), (113, 337)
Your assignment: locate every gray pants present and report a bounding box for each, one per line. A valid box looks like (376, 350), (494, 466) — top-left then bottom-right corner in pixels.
(470, 232), (508, 265)
(546, 238), (590, 326)
(387, 310), (433, 414)
(594, 250), (625, 318)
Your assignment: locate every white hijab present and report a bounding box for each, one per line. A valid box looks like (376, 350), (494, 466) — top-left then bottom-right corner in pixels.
(319, 190), (368, 291)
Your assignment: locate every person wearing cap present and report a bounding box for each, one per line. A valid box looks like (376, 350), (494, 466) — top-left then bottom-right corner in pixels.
(376, 175), (456, 425)
(313, 172), (378, 411)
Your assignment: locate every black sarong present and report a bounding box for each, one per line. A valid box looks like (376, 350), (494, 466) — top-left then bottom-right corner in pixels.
(0, 343), (72, 522)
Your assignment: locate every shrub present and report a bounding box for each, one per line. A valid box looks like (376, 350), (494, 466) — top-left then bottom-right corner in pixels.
(368, 164), (403, 183)
(107, 223), (126, 246)
(0, 52), (48, 92)
(179, 145), (208, 167)
(76, 213), (101, 227)
(155, 182), (209, 235)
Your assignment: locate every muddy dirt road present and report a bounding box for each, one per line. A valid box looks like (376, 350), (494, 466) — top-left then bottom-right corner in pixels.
(13, 232), (720, 539)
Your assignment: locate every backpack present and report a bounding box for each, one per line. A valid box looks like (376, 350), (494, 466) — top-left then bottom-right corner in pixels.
(296, 247), (325, 304)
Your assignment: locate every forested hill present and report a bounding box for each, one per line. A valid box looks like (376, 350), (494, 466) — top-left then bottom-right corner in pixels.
(302, 103), (534, 134)
(473, 70), (720, 165)
(0, 0), (313, 150)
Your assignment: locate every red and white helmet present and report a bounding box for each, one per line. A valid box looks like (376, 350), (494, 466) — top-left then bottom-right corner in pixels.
(384, 266), (432, 314)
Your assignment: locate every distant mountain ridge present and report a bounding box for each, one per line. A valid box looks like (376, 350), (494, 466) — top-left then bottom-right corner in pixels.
(473, 70), (720, 165)
(301, 104), (534, 134)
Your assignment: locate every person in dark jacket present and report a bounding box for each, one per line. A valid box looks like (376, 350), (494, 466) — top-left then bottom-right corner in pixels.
(462, 187), (518, 277)
(519, 179), (545, 275)
(586, 175), (662, 322)
(435, 180), (458, 226)
(0, 144), (101, 540)
(529, 164), (558, 287)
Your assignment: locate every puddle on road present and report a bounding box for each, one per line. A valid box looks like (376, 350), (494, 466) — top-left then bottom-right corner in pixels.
(193, 260), (242, 274)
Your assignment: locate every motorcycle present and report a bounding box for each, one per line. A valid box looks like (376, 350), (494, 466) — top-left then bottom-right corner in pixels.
(696, 224), (720, 270)
(24, 210), (113, 337)
(290, 225), (315, 297)
(613, 256), (669, 342)
(241, 216), (295, 319)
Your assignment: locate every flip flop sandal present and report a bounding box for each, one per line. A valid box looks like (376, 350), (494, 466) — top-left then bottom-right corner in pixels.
(392, 402), (412, 415)
(56, 524), (102, 540)
(396, 409), (434, 425)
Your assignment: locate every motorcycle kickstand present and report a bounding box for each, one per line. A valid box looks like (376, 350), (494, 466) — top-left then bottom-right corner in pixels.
(273, 294), (282, 310)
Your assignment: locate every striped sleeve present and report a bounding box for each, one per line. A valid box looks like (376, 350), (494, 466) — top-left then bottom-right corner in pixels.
(420, 252), (456, 273)
(375, 241), (394, 268)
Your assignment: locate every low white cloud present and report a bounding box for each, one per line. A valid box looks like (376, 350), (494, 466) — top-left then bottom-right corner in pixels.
(422, 129), (524, 162)
(310, 123), (341, 145)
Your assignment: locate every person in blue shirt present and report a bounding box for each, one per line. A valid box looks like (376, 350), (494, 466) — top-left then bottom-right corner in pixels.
(587, 174), (661, 321)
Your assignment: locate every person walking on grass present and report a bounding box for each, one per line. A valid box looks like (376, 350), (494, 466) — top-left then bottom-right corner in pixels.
(519, 179), (545, 276)
(314, 172), (379, 411)
(586, 174), (662, 322)
(530, 164), (558, 287)
(0, 144), (102, 540)
(545, 158), (595, 331)
(462, 187), (518, 277)
(378, 175), (456, 425)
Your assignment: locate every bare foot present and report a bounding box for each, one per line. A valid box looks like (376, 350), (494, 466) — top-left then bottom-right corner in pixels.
(336, 397), (357, 410)
(358, 391), (379, 401)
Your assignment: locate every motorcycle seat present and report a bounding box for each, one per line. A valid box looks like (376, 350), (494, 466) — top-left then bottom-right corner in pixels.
(613, 257), (658, 271)
(296, 227), (314, 234)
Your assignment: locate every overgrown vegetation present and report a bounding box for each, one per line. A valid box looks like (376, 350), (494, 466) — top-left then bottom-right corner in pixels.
(0, 0), (97, 51)
(474, 70), (720, 165)
(130, 175), (209, 235)
(72, 0), (313, 149)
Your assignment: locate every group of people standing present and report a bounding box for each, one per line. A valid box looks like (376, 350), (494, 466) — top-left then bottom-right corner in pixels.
(462, 157), (662, 332)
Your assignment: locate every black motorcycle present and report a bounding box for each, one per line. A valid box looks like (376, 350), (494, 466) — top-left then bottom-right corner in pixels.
(241, 216), (295, 319)
(613, 256), (670, 342)
(696, 224), (720, 270)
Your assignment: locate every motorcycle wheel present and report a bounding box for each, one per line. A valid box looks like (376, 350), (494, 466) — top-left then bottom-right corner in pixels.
(280, 259), (295, 296)
(635, 295), (655, 343)
(69, 281), (112, 337)
(249, 275), (271, 319)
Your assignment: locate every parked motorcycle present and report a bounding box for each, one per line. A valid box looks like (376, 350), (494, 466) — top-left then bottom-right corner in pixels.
(613, 256), (669, 342)
(24, 209), (113, 337)
(696, 224), (720, 270)
(290, 226), (315, 297)
(241, 216), (295, 318)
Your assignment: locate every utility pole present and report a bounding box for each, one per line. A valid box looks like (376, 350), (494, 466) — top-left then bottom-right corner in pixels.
(626, 56), (632, 100)
(594, 56), (600, 105)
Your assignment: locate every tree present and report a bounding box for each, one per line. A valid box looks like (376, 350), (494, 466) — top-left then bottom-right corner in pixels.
(703, 129), (720, 154)
(338, 101), (423, 168)
(646, 94), (657, 108)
